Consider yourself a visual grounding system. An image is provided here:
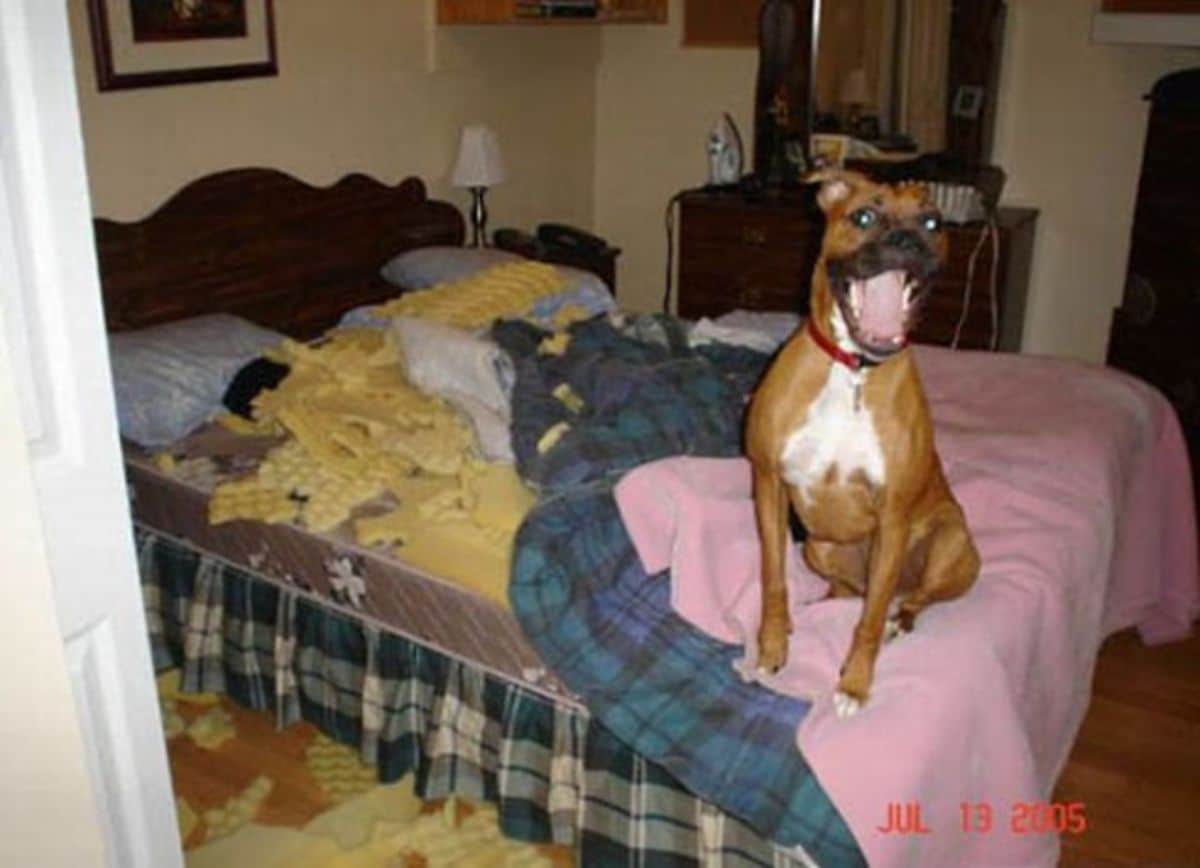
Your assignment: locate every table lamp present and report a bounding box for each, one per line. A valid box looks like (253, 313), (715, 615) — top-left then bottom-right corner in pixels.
(450, 124), (506, 247)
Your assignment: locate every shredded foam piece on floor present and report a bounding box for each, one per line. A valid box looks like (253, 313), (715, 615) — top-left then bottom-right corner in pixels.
(184, 824), (344, 868)
(157, 669), (221, 707)
(201, 775), (274, 842)
(186, 706), (236, 750)
(301, 781), (423, 851)
(305, 734), (377, 804)
(153, 452), (177, 474)
(160, 698), (185, 739)
(177, 798), (198, 843)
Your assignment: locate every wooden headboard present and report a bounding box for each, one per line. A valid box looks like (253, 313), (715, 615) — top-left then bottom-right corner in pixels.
(94, 168), (464, 339)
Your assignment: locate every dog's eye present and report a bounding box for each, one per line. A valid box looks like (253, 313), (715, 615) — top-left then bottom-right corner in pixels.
(849, 208), (878, 230)
(921, 214), (942, 233)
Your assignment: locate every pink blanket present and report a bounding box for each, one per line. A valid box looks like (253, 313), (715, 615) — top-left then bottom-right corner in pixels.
(615, 346), (1198, 868)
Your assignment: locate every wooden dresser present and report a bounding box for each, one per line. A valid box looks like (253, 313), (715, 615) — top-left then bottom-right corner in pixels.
(676, 188), (1037, 352)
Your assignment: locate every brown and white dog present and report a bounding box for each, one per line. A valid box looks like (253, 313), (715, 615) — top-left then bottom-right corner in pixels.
(744, 170), (979, 718)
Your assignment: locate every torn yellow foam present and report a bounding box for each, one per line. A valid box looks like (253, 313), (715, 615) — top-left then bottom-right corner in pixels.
(153, 452), (177, 474)
(372, 261), (566, 331)
(301, 781), (422, 851)
(552, 382), (585, 414)
(537, 421), (571, 455)
(538, 331), (570, 356)
(305, 734), (377, 804)
(177, 798), (198, 843)
(156, 668), (221, 707)
(202, 775), (273, 842)
(552, 303), (592, 329)
(187, 706), (236, 750)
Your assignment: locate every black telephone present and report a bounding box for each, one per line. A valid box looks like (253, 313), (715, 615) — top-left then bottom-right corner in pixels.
(536, 223), (609, 256)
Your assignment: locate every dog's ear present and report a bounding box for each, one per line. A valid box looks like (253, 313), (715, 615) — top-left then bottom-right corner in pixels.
(805, 170), (872, 214)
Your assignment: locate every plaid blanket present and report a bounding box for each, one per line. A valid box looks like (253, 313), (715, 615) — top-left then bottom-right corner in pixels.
(139, 527), (812, 866)
(497, 315), (866, 867)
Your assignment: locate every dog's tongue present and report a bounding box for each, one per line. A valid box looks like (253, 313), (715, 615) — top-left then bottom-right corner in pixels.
(856, 270), (907, 340)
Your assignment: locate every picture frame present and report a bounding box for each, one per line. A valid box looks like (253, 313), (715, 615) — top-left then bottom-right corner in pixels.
(86, 0), (277, 92)
(951, 85), (985, 120)
(810, 133), (850, 170)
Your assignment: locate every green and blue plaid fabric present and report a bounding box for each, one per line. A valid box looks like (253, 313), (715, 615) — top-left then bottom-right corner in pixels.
(138, 527), (822, 866)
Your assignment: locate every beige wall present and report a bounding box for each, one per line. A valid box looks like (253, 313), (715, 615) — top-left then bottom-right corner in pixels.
(70, 0), (1199, 362)
(68, 1), (601, 236)
(595, 0), (1199, 362)
(990, 0), (1198, 362)
(595, 2), (757, 312)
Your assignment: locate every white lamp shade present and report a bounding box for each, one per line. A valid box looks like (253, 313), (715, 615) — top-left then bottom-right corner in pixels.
(450, 125), (506, 188)
(839, 68), (870, 105)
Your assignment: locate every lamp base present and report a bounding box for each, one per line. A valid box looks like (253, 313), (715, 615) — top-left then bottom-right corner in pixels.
(468, 186), (489, 247)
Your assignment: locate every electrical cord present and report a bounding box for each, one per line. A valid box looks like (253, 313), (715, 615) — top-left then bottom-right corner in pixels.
(950, 213), (1001, 351)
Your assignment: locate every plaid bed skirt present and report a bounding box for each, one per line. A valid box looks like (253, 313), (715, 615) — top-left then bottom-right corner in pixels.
(137, 526), (818, 867)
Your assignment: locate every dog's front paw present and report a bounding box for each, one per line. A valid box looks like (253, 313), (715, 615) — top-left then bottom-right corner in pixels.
(832, 690), (862, 719)
(756, 620), (790, 674)
(833, 666), (871, 718)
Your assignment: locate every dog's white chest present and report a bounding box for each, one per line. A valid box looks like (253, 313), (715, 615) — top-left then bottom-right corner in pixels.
(780, 365), (886, 499)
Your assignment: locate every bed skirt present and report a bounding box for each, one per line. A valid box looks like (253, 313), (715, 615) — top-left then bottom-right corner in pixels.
(137, 526), (810, 867)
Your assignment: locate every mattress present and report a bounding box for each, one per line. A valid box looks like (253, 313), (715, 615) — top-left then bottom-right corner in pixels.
(124, 426), (574, 705)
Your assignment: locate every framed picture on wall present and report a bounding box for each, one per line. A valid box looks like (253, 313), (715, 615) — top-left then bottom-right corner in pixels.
(86, 0), (277, 91)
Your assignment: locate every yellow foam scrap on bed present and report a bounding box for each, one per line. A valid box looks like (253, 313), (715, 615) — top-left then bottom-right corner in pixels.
(186, 706), (236, 750)
(537, 421), (571, 455)
(202, 774), (274, 842)
(552, 302), (592, 329)
(552, 382), (585, 414)
(467, 463), (537, 534)
(215, 411), (280, 437)
(370, 261), (567, 331)
(209, 327), (474, 531)
(538, 331), (571, 356)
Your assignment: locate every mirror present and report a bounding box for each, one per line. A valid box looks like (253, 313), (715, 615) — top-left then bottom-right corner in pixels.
(812, 0), (1006, 164)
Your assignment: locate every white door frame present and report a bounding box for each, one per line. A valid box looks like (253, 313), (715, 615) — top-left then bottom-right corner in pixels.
(0, 1), (182, 865)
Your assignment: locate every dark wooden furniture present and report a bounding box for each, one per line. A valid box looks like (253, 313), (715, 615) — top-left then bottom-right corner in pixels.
(93, 168), (464, 339)
(1107, 68), (1200, 493)
(676, 188), (1037, 352)
(437, 0), (666, 24)
(492, 230), (621, 294)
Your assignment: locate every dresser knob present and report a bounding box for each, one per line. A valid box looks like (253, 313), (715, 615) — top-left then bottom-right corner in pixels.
(742, 227), (767, 245)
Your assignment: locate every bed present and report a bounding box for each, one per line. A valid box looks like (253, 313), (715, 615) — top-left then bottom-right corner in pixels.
(98, 167), (1200, 868)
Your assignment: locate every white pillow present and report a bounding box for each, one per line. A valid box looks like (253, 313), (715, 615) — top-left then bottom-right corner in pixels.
(391, 316), (515, 463)
(380, 246), (522, 290)
(109, 314), (283, 448)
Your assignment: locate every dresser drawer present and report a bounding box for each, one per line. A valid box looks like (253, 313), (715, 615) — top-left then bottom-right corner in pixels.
(675, 191), (1035, 352)
(681, 202), (816, 251)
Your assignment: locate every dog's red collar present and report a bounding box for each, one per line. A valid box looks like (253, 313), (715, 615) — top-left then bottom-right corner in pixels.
(806, 319), (881, 371)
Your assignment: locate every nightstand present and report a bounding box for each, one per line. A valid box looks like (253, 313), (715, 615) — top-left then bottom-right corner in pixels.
(676, 187), (1037, 352)
(493, 228), (621, 295)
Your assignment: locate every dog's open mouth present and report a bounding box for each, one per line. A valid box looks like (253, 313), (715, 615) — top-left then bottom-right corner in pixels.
(836, 269), (921, 359)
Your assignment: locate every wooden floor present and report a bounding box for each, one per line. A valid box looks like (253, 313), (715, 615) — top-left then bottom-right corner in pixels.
(1055, 627), (1200, 867)
(165, 627), (1199, 866)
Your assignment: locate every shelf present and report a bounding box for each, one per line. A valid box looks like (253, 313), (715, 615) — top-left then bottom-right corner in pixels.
(437, 0), (667, 25)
